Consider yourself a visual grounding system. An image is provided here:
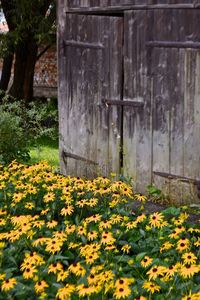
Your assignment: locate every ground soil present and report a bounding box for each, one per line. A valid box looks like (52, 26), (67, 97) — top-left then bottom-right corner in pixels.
(132, 200), (200, 224)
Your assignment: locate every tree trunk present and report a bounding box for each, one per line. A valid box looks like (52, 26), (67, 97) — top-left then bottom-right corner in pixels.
(0, 52), (14, 91)
(9, 37), (38, 101)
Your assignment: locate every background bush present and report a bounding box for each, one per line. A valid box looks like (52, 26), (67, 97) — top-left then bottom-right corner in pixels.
(0, 93), (58, 165)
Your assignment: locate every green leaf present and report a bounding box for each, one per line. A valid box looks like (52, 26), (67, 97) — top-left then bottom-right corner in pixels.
(135, 252), (147, 262)
(162, 207), (180, 216)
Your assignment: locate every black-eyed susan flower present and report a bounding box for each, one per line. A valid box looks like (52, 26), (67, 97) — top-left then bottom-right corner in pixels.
(47, 220), (58, 229)
(34, 280), (49, 294)
(114, 285), (132, 299)
(101, 231), (115, 245)
(68, 262), (86, 277)
(176, 238), (190, 252)
(147, 265), (166, 280)
(61, 205), (74, 216)
(87, 273), (99, 285)
(141, 256), (153, 268)
(1, 278), (17, 292)
(76, 284), (96, 297)
(179, 264), (199, 278)
(85, 252), (100, 264)
(56, 270), (69, 282)
(142, 280), (161, 294)
(182, 252), (197, 265)
(77, 226), (87, 236)
(43, 192), (55, 203)
(149, 212), (164, 228)
(87, 230), (98, 241)
(99, 219), (112, 230)
(160, 241), (173, 252)
(182, 291), (200, 300)
(134, 194), (147, 202)
(56, 283), (75, 300)
(121, 244), (131, 254)
(65, 224), (76, 234)
(48, 262), (63, 274)
(23, 267), (37, 279)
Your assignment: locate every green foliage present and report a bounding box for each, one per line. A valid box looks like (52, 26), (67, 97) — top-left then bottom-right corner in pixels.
(0, 95), (58, 165)
(0, 161), (199, 299)
(0, 109), (30, 164)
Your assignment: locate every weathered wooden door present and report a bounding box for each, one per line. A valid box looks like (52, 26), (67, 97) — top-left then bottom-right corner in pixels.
(123, 9), (200, 203)
(58, 13), (123, 177)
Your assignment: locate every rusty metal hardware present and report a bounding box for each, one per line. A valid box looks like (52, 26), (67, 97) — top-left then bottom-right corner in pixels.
(153, 171), (200, 185)
(146, 41), (200, 49)
(62, 150), (98, 165)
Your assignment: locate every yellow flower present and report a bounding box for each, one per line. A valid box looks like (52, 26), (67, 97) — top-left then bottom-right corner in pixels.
(176, 238), (190, 252)
(43, 192), (55, 203)
(1, 278), (17, 291)
(99, 220), (112, 230)
(142, 281), (161, 294)
(23, 267), (37, 279)
(33, 220), (45, 229)
(76, 284), (96, 297)
(134, 194), (147, 202)
(47, 220), (58, 228)
(35, 280), (49, 294)
(87, 273), (99, 285)
(61, 205), (74, 216)
(56, 283), (75, 300)
(149, 212), (164, 228)
(0, 273), (6, 281)
(77, 225), (87, 236)
(85, 252), (100, 264)
(68, 262), (86, 277)
(87, 198), (98, 207)
(57, 270), (69, 282)
(45, 238), (63, 254)
(182, 291), (200, 300)
(182, 252), (197, 265)
(114, 285), (132, 299)
(101, 231), (115, 245)
(87, 230), (98, 241)
(160, 241), (173, 252)
(48, 262), (63, 274)
(65, 224), (76, 234)
(121, 244), (131, 254)
(179, 264), (199, 278)
(141, 256), (153, 268)
(147, 265), (166, 280)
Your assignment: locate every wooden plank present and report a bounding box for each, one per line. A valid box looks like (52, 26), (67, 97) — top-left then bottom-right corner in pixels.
(65, 4), (200, 14)
(146, 41), (200, 49)
(123, 10), (153, 192)
(183, 50), (200, 203)
(64, 39), (104, 49)
(59, 13), (123, 177)
(104, 17), (123, 176)
(103, 99), (144, 107)
(151, 9), (200, 204)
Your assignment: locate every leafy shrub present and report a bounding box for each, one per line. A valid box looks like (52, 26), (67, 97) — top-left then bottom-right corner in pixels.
(0, 161), (199, 299)
(0, 110), (30, 164)
(0, 95), (58, 164)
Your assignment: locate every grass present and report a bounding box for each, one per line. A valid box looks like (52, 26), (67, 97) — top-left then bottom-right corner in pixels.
(29, 137), (59, 167)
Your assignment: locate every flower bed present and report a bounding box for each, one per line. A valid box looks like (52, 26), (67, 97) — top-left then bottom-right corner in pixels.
(0, 161), (199, 299)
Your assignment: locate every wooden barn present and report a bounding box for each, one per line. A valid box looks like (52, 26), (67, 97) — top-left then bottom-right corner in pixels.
(57, 0), (200, 204)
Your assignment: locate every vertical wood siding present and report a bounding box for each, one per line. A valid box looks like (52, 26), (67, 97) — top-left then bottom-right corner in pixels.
(58, 0), (200, 203)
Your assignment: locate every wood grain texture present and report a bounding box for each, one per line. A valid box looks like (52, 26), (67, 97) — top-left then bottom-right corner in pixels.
(58, 12), (123, 177)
